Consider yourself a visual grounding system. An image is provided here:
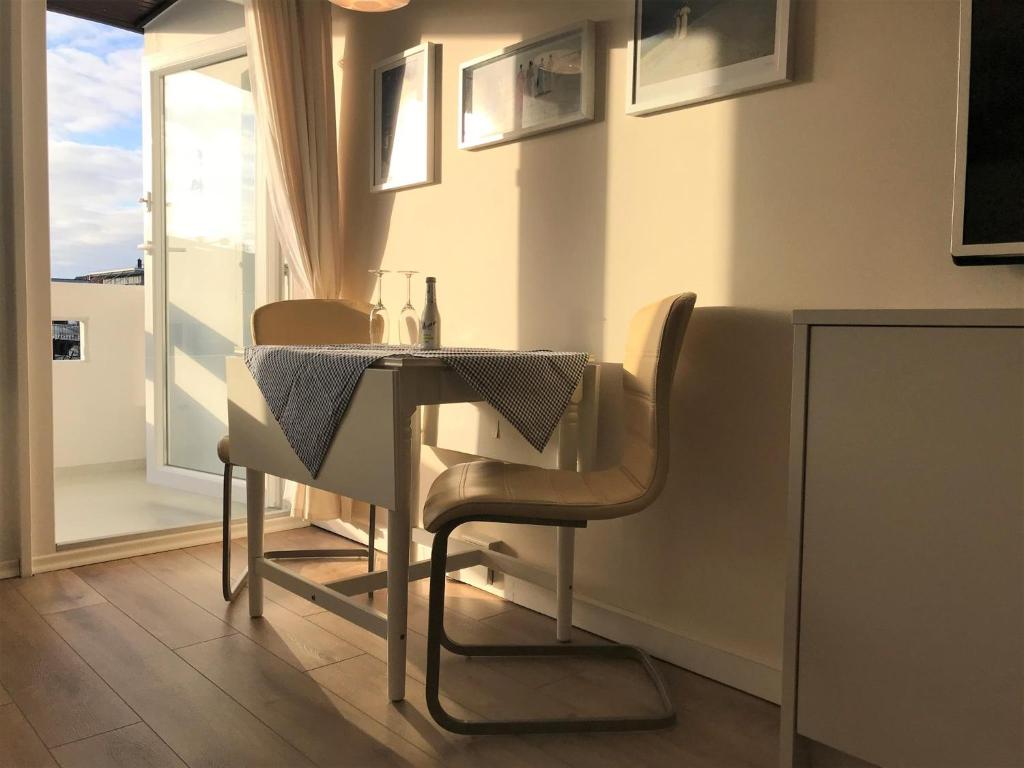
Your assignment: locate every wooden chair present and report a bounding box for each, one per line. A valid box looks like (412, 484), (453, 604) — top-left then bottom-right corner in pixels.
(420, 293), (696, 734)
(219, 298), (378, 601)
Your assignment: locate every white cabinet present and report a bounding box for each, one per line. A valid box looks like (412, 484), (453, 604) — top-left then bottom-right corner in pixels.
(781, 310), (1024, 768)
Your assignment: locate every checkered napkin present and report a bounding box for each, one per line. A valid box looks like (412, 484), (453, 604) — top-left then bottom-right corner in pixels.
(243, 344), (589, 477)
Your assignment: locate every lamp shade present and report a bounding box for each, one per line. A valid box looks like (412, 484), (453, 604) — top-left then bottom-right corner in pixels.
(329, 0), (410, 10)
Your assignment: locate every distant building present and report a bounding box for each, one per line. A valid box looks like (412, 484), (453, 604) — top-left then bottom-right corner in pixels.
(73, 258), (145, 285)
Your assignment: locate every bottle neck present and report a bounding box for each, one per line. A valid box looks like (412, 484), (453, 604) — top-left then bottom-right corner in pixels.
(425, 282), (436, 305)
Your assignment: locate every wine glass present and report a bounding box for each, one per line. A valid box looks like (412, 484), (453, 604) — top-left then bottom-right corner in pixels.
(398, 270), (419, 346)
(368, 269), (390, 344)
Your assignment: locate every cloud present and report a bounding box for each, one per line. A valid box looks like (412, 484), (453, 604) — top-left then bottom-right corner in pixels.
(45, 12), (144, 276)
(47, 44), (142, 140)
(46, 12), (139, 53)
(48, 140), (143, 278)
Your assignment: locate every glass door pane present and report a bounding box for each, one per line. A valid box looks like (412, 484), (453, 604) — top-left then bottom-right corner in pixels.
(163, 56), (256, 475)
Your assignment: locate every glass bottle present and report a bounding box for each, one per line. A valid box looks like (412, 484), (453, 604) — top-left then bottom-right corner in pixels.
(420, 276), (440, 350)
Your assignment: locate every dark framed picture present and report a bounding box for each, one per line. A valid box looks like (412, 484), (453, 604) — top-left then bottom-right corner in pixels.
(950, 0), (1024, 265)
(372, 42), (437, 192)
(627, 0), (794, 115)
(458, 21), (595, 150)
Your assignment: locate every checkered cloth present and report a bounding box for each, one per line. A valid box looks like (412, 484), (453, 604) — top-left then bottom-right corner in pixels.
(243, 344), (589, 477)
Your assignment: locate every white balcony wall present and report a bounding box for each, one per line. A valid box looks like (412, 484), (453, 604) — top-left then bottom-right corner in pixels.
(51, 282), (146, 468)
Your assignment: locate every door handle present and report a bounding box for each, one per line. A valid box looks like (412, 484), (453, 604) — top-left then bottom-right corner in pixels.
(138, 242), (186, 253)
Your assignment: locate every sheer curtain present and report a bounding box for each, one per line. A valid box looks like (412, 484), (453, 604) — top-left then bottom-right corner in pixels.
(244, 0), (351, 522)
(244, 0), (343, 301)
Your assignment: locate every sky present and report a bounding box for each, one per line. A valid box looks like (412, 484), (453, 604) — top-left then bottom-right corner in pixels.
(46, 12), (143, 279)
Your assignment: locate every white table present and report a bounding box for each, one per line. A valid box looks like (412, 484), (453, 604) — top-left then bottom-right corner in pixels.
(226, 354), (602, 702)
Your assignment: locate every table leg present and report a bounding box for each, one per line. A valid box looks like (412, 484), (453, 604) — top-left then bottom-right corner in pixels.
(387, 403), (419, 702)
(387, 503), (410, 701)
(556, 527), (575, 642)
(556, 389), (581, 642)
(246, 468), (265, 618)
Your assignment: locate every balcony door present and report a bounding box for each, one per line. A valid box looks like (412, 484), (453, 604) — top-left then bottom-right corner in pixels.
(145, 39), (279, 504)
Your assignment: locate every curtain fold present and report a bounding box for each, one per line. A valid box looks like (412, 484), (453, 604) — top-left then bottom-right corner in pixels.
(244, 0), (350, 522)
(244, 0), (343, 301)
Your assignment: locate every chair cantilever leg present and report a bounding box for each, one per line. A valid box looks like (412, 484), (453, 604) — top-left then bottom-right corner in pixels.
(424, 519), (677, 735)
(222, 462), (248, 601)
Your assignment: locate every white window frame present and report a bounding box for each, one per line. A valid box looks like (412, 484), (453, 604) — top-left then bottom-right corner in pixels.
(143, 30), (286, 510)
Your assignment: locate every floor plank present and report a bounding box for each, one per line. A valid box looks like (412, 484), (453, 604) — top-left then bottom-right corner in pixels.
(133, 549), (362, 670)
(0, 585), (138, 747)
(46, 603), (314, 768)
(185, 540), (332, 618)
(408, 577), (514, 622)
(0, 703), (58, 768)
(316, 589), (577, 691)
(179, 634), (436, 768)
(75, 560), (234, 649)
(16, 571), (105, 615)
(653, 662), (779, 768)
(2, 536), (781, 768)
(50, 723), (186, 768)
(311, 653), (567, 768)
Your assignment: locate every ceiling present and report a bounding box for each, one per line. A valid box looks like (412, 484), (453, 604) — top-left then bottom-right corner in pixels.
(46, 0), (182, 33)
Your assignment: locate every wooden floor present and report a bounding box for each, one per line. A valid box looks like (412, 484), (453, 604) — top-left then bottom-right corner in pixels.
(0, 527), (779, 768)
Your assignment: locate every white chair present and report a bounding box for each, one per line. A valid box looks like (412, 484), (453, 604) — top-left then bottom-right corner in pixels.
(219, 299), (380, 601)
(421, 293), (696, 734)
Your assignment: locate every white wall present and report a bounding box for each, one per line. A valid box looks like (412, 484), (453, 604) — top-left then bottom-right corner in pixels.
(51, 282), (146, 468)
(333, 0), (1024, 696)
(143, 0), (243, 56)
(138, 0), (1024, 697)
(1, 0), (53, 566)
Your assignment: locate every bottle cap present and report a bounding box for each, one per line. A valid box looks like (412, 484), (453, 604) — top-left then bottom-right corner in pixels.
(426, 276), (436, 283)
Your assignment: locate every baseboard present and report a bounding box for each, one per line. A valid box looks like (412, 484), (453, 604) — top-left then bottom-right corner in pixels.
(506, 578), (782, 704)
(31, 516), (308, 574)
(0, 559), (19, 579)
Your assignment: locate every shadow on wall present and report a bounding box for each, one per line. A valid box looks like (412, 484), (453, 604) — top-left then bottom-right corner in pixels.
(336, 11), (395, 303)
(516, 21), (609, 356)
(503, 1), (806, 663)
(345, 0), (826, 671)
(608, 1), (818, 656)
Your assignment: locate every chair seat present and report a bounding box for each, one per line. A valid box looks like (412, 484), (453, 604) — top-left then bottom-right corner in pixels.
(217, 435), (231, 464)
(422, 460), (645, 533)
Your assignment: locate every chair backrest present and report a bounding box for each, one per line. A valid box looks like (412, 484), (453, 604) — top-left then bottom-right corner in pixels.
(616, 293), (696, 507)
(251, 299), (371, 345)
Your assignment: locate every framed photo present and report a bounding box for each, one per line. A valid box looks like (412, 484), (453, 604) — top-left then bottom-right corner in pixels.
(458, 21), (595, 150)
(627, 0), (794, 116)
(372, 42), (437, 192)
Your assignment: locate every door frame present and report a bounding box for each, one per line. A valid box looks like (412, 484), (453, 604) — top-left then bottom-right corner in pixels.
(143, 30), (284, 509)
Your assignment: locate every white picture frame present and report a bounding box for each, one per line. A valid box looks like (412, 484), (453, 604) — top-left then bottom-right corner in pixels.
(627, 0), (794, 116)
(372, 42), (437, 193)
(458, 21), (595, 151)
